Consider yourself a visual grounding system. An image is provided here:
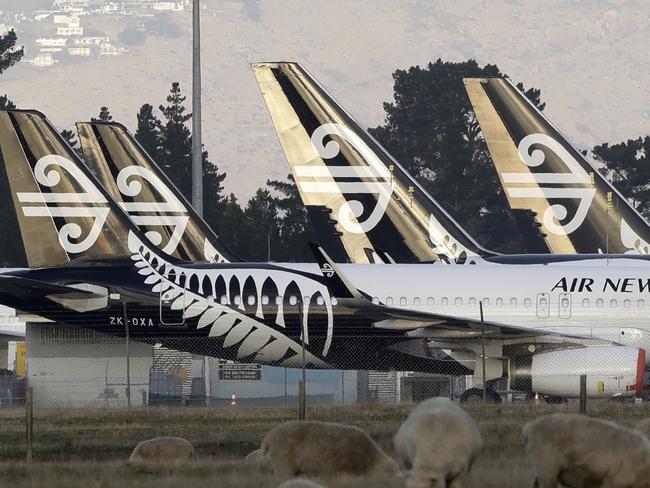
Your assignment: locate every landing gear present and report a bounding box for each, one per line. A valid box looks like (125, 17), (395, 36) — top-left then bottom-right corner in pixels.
(460, 387), (502, 403)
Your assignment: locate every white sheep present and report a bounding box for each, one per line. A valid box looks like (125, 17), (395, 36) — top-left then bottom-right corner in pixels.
(277, 479), (327, 488)
(522, 413), (650, 488)
(393, 397), (482, 488)
(635, 418), (650, 439)
(128, 436), (194, 465)
(261, 420), (400, 479)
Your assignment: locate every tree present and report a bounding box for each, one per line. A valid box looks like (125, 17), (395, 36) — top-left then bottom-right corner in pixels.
(92, 106), (113, 123)
(369, 59), (545, 252)
(242, 189), (279, 261)
(0, 30), (25, 266)
(134, 103), (162, 161)
(0, 30), (23, 75)
(592, 136), (650, 218)
(267, 175), (316, 262)
(60, 129), (81, 156)
(158, 82), (193, 198)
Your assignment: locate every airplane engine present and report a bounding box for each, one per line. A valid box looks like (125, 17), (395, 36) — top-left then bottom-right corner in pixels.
(510, 346), (645, 398)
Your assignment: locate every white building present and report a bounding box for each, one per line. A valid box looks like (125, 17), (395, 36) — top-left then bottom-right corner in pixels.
(26, 54), (57, 68)
(74, 36), (109, 45)
(99, 42), (126, 56)
(152, 2), (186, 12)
(68, 46), (91, 56)
(57, 26), (83, 36)
(53, 14), (80, 27)
(36, 38), (68, 47)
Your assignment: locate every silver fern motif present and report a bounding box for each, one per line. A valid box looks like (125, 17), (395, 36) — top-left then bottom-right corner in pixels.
(128, 232), (334, 367)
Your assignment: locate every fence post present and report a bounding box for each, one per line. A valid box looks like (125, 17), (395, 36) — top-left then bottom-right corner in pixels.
(25, 386), (33, 462)
(480, 301), (487, 402)
(298, 380), (306, 420)
(579, 374), (587, 414)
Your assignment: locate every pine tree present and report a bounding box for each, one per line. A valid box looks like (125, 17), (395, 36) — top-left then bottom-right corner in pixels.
(267, 175), (316, 262)
(369, 59), (545, 253)
(0, 30), (25, 266)
(0, 30), (23, 75)
(158, 82), (193, 199)
(134, 103), (162, 161)
(242, 189), (279, 260)
(592, 136), (650, 218)
(92, 106), (113, 123)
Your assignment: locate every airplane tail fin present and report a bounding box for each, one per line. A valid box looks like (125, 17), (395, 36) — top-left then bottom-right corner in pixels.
(0, 110), (139, 267)
(253, 62), (494, 264)
(76, 121), (239, 262)
(465, 77), (650, 254)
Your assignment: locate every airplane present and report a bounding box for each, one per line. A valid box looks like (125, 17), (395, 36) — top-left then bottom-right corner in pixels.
(76, 121), (238, 264)
(464, 76), (650, 255)
(0, 109), (648, 403)
(253, 62), (650, 265)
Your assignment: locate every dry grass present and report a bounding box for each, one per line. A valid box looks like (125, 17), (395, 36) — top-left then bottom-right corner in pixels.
(0, 401), (647, 487)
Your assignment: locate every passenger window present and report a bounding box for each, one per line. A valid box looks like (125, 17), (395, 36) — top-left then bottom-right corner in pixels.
(455, 297), (462, 306)
(427, 297), (434, 305)
(386, 297), (394, 305)
(220, 296), (228, 305)
(524, 298), (532, 308)
(610, 299), (617, 308)
(289, 296), (298, 306)
(413, 297), (421, 306)
(400, 297), (407, 306)
(331, 297), (338, 306)
(247, 295), (255, 306)
(638, 299), (645, 308)
(469, 297), (476, 306)
(496, 298), (503, 307)
(581, 298), (589, 308)
(316, 296), (325, 306)
(624, 299), (631, 308)
(596, 298), (604, 308)
(275, 296), (282, 305)
(482, 298), (490, 307)
(262, 295), (269, 305)
(441, 297), (448, 306)
(372, 297), (379, 305)
(233, 296), (241, 305)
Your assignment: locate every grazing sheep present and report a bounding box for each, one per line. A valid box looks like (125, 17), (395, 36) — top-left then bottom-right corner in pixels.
(244, 448), (268, 465)
(635, 418), (650, 439)
(394, 397), (482, 488)
(261, 420), (399, 479)
(128, 436), (194, 465)
(277, 479), (327, 488)
(522, 413), (650, 488)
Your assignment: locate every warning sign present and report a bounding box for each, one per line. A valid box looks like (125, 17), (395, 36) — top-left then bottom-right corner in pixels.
(218, 361), (262, 381)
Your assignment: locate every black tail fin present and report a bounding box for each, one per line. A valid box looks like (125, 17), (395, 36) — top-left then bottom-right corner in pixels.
(76, 121), (239, 263)
(465, 77), (650, 254)
(0, 110), (140, 267)
(253, 62), (494, 264)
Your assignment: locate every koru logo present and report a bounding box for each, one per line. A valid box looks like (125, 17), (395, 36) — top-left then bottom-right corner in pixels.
(17, 155), (109, 253)
(294, 123), (393, 235)
(504, 133), (596, 235)
(116, 166), (190, 255)
(320, 263), (335, 278)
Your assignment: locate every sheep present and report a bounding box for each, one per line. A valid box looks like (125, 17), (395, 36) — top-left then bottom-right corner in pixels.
(128, 436), (194, 465)
(244, 448), (268, 465)
(635, 418), (650, 439)
(522, 413), (650, 488)
(393, 397), (482, 488)
(261, 420), (400, 479)
(277, 479), (327, 488)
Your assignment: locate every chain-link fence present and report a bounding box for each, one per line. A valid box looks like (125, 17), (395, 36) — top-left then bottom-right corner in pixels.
(2, 320), (646, 410)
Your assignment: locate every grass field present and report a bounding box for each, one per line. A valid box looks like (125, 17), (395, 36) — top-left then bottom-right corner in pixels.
(0, 401), (648, 487)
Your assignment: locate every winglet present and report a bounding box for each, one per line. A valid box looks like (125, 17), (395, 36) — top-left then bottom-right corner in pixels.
(308, 243), (362, 299)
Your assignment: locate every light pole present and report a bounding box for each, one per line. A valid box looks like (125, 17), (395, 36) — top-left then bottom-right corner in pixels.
(192, 0), (203, 216)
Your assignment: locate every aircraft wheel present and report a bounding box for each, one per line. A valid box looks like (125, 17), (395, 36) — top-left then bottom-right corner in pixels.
(460, 388), (501, 403)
